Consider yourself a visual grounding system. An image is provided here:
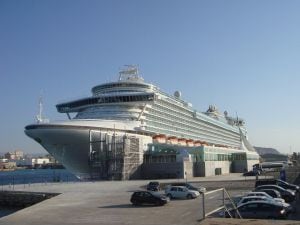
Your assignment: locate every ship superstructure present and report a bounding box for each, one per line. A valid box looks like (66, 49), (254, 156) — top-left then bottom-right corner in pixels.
(25, 66), (259, 179)
(56, 66), (247, 148)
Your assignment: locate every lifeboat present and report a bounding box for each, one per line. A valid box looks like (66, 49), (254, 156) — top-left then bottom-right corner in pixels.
(194, 140), (202, 147)
(152, 134), (167, 143)
(178, 138), (187, 146)
(186, 139), (194, 147)
(201, 141), (208, 146)
(167, 136), (178, 145)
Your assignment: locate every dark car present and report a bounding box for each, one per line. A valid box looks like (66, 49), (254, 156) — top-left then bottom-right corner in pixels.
(276, 179), (300, 193)
(146, 181), (160, 191)
(255, 185), (296, 202)
(258, 189), (282, 199)
(169, 182), (206, 193)
(255, 179), (277, 187)
(130, 191), (169, 206)
(255, 179), (300, 193)
(225, 201), (290, 219)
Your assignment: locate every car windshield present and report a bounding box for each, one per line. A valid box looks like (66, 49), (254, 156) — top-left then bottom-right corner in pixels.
(277, 180), (290, 185)
(260, 185), (284, 191)
(187, 183), (195, 188)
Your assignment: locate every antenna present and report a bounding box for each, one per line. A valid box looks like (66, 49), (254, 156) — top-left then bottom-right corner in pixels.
(118, 65), (143, 82)
(36, 95), (49, 123)
(36, 96), (43, 123)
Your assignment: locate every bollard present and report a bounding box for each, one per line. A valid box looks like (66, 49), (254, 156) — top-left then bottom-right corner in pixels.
(202, 192), (205, 220)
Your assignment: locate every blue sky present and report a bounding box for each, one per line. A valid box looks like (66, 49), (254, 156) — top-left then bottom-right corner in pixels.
(1, 0), (300, 154)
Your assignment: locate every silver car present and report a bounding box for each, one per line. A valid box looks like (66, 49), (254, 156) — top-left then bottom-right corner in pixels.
(165, 186), (200, 199)
(245, 191), (285, 203)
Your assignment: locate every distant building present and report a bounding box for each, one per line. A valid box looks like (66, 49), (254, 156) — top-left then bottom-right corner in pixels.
(0, 161), (16, 170)
(16, 158), (33, 167)
(4, 150), (24, 160)
(32, 158), (50, 167)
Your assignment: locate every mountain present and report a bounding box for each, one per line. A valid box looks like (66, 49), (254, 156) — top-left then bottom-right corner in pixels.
(254, 147), (288, 162)
(260, 153), (288, 162)
(254, 146), (281, 155)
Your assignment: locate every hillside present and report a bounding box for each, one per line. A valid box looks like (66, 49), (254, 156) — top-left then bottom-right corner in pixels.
(260, 153), (288, 162)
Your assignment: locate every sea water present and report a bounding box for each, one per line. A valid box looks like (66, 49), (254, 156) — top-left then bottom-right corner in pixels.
(0, 168), (78, 186)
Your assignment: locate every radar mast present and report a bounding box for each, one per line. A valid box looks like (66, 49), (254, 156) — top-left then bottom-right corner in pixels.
(118, 65), (144, 82)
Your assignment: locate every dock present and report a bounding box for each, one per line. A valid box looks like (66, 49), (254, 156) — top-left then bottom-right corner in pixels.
(0, 174), (299, 225)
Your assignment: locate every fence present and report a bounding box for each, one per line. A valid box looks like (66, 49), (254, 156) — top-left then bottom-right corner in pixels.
(0, 169), (79, 191)
(201, 188), (242, 220)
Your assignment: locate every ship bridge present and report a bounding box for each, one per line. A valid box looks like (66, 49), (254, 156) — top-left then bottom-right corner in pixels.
(56, 93), (155, 113)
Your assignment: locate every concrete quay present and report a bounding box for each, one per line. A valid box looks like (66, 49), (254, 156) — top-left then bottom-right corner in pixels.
(0, 174), (298, 225)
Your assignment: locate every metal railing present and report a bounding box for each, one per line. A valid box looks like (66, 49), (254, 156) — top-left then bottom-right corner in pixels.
(202, 188), (242, 220)
(0, 171), (79, 191)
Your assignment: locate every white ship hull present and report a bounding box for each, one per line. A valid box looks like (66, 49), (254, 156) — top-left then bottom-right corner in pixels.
(25, 120), (147, 179)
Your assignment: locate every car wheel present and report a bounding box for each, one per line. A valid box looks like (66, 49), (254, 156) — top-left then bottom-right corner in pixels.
(132, 201), (138, 206)
(167, 193), (172, 199)
(187, 194), (193, 199)
(155, 200), (163, 206)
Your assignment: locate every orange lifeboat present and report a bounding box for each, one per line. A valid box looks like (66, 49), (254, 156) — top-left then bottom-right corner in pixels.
(186, 139), (194, 147)
(201, 141), (208, 146)
(167, 136), (178, 145)
(194, 140), (202, 147)
(178, 138), (187, 146)
(152, 134), (167, 143)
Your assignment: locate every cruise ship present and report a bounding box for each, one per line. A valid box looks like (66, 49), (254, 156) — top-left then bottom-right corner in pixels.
(25, 66), (259, 180)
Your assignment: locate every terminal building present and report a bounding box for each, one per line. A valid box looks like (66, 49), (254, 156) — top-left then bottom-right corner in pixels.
(87, 132), (259, 180)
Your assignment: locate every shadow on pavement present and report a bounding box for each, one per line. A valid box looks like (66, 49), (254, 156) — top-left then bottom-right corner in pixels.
(99, 204), (161, 208)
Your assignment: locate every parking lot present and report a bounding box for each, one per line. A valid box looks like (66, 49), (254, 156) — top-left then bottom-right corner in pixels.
(0, 175), (299, 225)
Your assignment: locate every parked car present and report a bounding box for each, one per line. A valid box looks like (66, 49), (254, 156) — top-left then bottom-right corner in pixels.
(236, 196), (292, 212)
(130, 191), (169, 206)
(225, 201), (290, 219)
(255, 179), (277, 187)
(245, 191), (285, 203)
(255, 185), (296, 202)
(255, 179), (300, 193)
(165, 186), (200, 199)
(237, 196), (269, 206)
(258, 189), (282, 199)
(146, 181), (160, 191)
(169, 182), (206, 193)
(276, 179), (300, 193)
